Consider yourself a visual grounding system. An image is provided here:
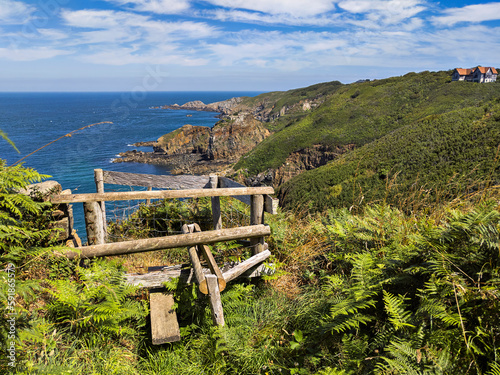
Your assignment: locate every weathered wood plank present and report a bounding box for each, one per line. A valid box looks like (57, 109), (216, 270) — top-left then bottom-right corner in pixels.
(223, 249), (271, 283)
(50, 186), (275, 204)
(150, 292), (181, 344)
(62, 224), (271, 259)
(102, 170), (211, 190)
(206, 275), (225, 326)
(126, 262), (274, 289)
(265, 195), (279, 215)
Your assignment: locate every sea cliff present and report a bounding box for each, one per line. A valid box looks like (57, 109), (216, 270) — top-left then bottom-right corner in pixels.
(114, 103), (270, 175)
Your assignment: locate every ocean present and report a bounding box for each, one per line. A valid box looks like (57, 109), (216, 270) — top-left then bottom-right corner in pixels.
(0, 91), (260, 234)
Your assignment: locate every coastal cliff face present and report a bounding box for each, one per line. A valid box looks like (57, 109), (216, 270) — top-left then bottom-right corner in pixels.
(244, 144), (355, 187)
(209, 114), (270, 160)
(115, 111), (271, 175)
(155, 125), (211, 155)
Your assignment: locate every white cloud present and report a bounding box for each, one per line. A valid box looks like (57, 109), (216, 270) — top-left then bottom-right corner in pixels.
(79, 46), (208, 66)
(61, 9), (217, 38)
(432, 2), (500, 26)
(0, 0), (34, 23)
(105, 0), (191, 14)
(37, 29), (68, 41)
(338, 0), (426, 26)
(58, 9), (218, 66)
(0, 47), (71, 61)
(204, 0), (337, 17)
(62, 9), (146, 29)
(208, 9), (340, 26)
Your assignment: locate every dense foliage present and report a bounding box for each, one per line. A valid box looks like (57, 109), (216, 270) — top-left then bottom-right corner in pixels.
(279, 98), (500, 212)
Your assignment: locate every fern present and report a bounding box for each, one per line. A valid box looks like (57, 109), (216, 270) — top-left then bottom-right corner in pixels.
(383, 291), (415, 331)
(45, 260), (147, 338)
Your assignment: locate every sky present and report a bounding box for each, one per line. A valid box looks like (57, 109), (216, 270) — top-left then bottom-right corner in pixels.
(0, 0), (500, 91)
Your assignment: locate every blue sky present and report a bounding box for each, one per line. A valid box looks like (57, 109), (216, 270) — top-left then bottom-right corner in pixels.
(1, 0), (499, 91)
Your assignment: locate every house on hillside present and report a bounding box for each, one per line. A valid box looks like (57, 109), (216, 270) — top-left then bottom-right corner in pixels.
(452, 66), (498, 83)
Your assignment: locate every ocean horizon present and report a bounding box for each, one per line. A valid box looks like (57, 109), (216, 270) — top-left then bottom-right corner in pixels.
(0, 91), (261, 234)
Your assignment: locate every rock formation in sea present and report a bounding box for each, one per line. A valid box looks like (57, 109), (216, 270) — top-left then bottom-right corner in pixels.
(114, 105), (270, 175)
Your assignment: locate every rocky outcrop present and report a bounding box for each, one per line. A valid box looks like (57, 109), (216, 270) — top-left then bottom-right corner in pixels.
(209, 114), (270, 160)
(155, 125), (211, 155)
(160, 97), (243, 116)
(114, 113), (270, 175)
(244, 144), (355, 187)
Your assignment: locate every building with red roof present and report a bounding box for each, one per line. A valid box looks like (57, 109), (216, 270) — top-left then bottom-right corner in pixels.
(452, 66), (497, 83)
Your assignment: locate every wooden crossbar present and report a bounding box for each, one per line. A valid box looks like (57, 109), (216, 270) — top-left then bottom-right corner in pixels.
(60, 224), (271, 259)
(50, 186), (275, 204)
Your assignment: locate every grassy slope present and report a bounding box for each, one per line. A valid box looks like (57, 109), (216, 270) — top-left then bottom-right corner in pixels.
(278, 98), (500, 211)
(236, 71), (500, 176)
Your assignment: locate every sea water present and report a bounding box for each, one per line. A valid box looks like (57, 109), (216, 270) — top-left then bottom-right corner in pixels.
(0, 91), (259, 235)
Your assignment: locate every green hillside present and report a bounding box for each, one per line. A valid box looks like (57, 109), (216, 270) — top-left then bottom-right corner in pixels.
(236, 71), (500, 176)
(278, 98), (500, 211)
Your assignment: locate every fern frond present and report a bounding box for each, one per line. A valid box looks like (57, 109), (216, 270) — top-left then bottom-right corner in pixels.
(383, 291), (415, 331)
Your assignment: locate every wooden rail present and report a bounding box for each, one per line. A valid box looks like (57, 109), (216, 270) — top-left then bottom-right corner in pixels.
(61, 224), (270, 259)
(50, 186), (275, 204)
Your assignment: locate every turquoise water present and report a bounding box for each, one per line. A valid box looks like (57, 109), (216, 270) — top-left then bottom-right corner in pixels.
(0, 91), (259, 234)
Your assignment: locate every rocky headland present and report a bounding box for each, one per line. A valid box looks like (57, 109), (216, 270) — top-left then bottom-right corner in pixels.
(114, 102), (270, 175)
(115, 93), (348, 185)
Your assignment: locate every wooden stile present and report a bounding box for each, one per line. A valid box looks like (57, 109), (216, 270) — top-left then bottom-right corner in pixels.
(93, 169), (107, 237)
(126, 262), (273, 289)
(250, 195), (265, 254)
(209, 175), (222, 230)
(223, 250), (271, 283)
(83, 201), (105, 245)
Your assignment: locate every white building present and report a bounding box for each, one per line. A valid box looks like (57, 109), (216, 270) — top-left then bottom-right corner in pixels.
(452, 66), (498, 83)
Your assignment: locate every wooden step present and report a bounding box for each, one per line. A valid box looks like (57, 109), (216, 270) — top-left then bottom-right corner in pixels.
(150, 292), (181, 344)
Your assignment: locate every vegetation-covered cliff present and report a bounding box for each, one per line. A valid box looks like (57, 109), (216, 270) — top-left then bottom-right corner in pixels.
(228, 70), (500, 211)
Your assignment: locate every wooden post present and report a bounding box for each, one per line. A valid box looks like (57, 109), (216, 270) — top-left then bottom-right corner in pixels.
(193, 223), (226, 292)
(250, 195), (265, 254)
(94, 169), (107, 239)
(209, 175), (222, 230)
(182, 224), (208, 294)
(83, 201), (105, 245)
(146, 186), (153, 205)
(150, 291), (181, 344)
(206, 274), (225, 326)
